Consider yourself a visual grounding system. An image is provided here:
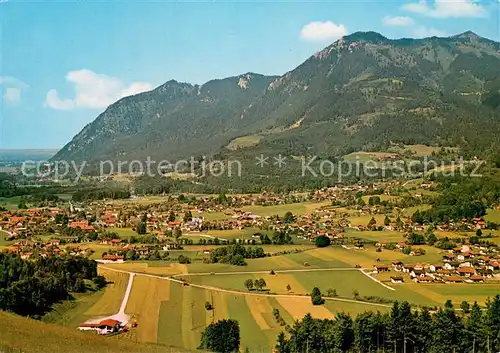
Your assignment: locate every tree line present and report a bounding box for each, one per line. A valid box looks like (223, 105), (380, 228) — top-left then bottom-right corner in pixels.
(0, 252), (100, 318)
(412, 173), (500, 224)
(209, 244), (266, 266)
(275, 298), (500, 353)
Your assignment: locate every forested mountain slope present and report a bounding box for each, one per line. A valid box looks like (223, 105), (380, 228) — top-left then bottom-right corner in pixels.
(54, 31), (500, 163)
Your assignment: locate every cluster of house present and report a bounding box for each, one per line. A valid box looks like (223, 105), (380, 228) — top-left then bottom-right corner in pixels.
(0, 207), (64, 239)
(373, 245), (500, 284)
(4, 239), (92, 259)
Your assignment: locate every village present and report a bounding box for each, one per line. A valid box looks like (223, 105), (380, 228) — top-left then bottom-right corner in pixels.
(1, 180), (499, 293)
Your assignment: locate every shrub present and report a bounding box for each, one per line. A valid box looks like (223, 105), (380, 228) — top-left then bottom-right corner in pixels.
(315, 235), (331, 248)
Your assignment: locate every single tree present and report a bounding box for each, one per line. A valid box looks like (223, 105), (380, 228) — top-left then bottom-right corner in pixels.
(183, 210), (193, 223)
(384, 215), (391, 226)
(311, 287), (324, 305)
(460, 301), (470, 313)
(244, 279), (254, 291)
(254, 278), (266, 291)
(327, 288), (338, 297)
(283, 211), (295, 224)
(315, 235), (331, 248)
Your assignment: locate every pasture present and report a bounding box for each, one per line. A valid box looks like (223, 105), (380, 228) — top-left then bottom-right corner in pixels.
(106, 227), (139, 239)
(240, 201), (330, 217)
(0, 311), (191, 353)
(485, 208), (500, 223)
(344, 229), (404, 243)
(133, 276), (390, 352)
(0, 230), (14, 246)
(42, 290), (106, 327)
(84, 268), (130, 318)
(226, 135), (262, 150)
(0, 196), (22, 210)
(64, 240), (498, 353)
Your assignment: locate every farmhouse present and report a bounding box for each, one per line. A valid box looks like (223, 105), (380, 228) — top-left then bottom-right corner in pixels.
(429, 264), (442, 272)
(414, 276), (433, 283)
(390, 276), (404, 283)
(457, 267), (476, 277)
(445, 276), (463, 283)
(373, 264), (390, 273)
(78, 319), (122, 335)
(102, 254), (124, 263)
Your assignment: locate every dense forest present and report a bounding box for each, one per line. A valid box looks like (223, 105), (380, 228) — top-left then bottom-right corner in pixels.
(71, 185), (130, 201)
(412, 172), (500, 223)
(276, 298), (500, 353)
(0, 253), (100, 317)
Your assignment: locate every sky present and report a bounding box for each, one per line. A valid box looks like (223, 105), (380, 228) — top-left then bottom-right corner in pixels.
(1, 0), (499, 150)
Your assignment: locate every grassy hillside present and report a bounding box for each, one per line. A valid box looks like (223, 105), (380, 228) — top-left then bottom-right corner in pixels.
(0, 311), (191, 353)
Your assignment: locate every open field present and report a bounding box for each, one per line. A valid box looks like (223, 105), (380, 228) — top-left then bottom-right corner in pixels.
(387, 144), (455, 157)
(0, 229), (14, 246)
(226, 134), (262, 150)
(125, 276), (171, 343)
(203, 227), (267, 240)
(193, 201), (330, 221)
(193, 211), (231, 221)
(74, 243), (114, 260)
(348, 214), (389, 227)
(59, 247), (498, 353)
(360, 194), (397, 203)
(0, 311), (191, 353)
(0, 196), (22, 210)
(240, 201), (330, 217)
(309, 247), (406, 267)
(42, 290), (106, 327)
(186, 249), (351, 273)
(485, 208), (500, 223)
(403, 144), (440, 156)
(83, 268), (130, 318)
(106, 227), (139, 239)
(343, 151), (396, 163)
(157, 282), (283, 352)
(184, 269), (383, 296)
(155, 279), (387, 352)
(345, 229), (404, 243)
(105, 262), (188, 276)
(401, 205), (432, 217)
(419, 284), (500, 305)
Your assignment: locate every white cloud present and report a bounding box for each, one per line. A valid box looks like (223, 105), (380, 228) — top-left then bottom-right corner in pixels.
(45, 69), (153, 111)
(412, 26), (447, 37)
(300, 21), (348, 42)
(45, 89), (76, 110)
(402, 0), (487, 18)
(0, 76), (29, 104)
(4, 88), (21, 103)
(382, 16), (415, 26)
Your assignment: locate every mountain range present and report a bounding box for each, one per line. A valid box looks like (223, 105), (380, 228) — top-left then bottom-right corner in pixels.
(53, 31), (500, 166)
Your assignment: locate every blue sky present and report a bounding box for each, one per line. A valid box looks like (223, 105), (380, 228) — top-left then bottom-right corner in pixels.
(1, 0), (499, 149)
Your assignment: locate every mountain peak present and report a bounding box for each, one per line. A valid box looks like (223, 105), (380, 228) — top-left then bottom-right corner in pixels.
(454, 30), (481, 40)
(343, 31), (388, 44)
